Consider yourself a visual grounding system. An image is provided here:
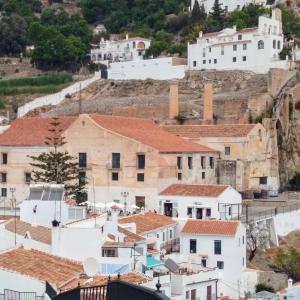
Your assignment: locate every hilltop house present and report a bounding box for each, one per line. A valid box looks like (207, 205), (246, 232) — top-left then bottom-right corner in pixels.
(0, 114), (218, 209)
(188, 9), (286, 73)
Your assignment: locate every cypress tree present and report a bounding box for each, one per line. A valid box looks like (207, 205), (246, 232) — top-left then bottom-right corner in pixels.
(29, 117), (87, 203)
(191, 1), (206, 25)
(209, 0), (226, 30)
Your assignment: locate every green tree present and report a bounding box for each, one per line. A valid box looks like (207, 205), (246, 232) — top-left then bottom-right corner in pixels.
(206, 0), (225, 32)
(29, 118), (87, 203)
(289, 172), (300, 190)
(191, 1), (206, 25)
(255, 284), (275, 293)
(271, 248), (300, 281)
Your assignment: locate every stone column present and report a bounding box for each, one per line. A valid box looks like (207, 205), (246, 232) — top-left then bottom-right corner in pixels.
(203, 82), (213, 121)
(169, 80), (179, 119)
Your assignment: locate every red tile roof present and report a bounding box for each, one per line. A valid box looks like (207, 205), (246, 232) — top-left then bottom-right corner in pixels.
(0, 117), (76, 146)
(119, 212), (176, 234)
(0, 115), (216, 153)
(159, 184), (229, 197)
(237, 27), (257, 33)
(4, 219), (51, 244)
(163, 124), (256, 138)
(118, 226), (145, 243)
(0, 248), (82, 286)
(181, 220), (240, 236)
(90, 114), (217, 153)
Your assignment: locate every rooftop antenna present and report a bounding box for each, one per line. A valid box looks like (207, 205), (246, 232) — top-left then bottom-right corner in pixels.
(83, 257), (99, 277)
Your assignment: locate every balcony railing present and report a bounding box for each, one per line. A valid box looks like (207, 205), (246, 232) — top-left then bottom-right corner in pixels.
(160, 238), (180, 254)
(46, 276), (171, 300)
(0, 289), (40, 300)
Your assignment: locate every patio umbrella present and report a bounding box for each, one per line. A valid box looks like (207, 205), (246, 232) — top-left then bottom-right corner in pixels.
(105, 202), (124, 209)
(131, 204), (140, 209)
(94, 202), (105, 208)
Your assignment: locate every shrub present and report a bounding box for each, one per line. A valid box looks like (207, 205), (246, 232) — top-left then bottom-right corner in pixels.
(255, 283), (275, 293)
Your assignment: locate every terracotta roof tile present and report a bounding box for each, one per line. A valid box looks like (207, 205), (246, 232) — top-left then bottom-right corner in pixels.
(118, 226), (145, 243)
(59, 272), (151, 292)
(163, 124), (256, 138)
(119, 212), (176, 235)
(237, 27), (257, 33)
(0, 248), (82, 286)
(181, 220), (240, 236)
(0, 117), (76, 146)
(0, 115), (216, 153)
(159, 184), (229, 197)
(4, 219), (51, 244)
(90, 114), (217, 153)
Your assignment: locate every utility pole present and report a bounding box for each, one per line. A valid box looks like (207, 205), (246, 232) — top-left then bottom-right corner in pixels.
(10, 188), (16, 246)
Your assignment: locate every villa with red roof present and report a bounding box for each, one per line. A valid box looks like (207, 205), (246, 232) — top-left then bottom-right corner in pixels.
(158, 183), (242, 220)
(0, 114), (218, 209)
(163, 122), (279, 193)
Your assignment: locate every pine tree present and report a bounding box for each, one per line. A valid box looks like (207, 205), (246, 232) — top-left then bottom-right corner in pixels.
(209, 0), (226, 31)
(29, 117), (87, 203)
(191, 1), (206, 25)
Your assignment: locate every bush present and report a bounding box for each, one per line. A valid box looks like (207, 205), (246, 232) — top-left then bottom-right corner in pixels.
(255, 283), (275, 293)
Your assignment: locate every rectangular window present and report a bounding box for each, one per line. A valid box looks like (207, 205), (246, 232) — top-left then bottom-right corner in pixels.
(137, 173), (144, 182)
(78, 171), (86, 184)
(170, 229), (172, 239)
(221, 47), (224, 55)
(243, 43), (247, 50)
(259, 176), (267, 185)
(203, 60), (206, 64)
(238, 34), (242, 40)
(277, 41), (281, 49)
(201, 156), (206, 169)
(188, 157), (193, 169)
(187, 207), (192, 217)
(112, 172), (119, 181)
(209, 157), (214, 169)
(233, 57), (237, 62)
(233, 45), (237, 51)
(25, 172), (31, 184)
(102, 248), (117, 257)
(202, 172), (205, 179)
(202, 259), (207, 267)
(209, 59), (211, 64)
(214, 59), (217, 64)
(112, 153), (120, 169)
(178, 172), (182, 181)
(78, 153), (87, 168)
(186, 291), (189, 300)
(206, 208), (211, 217)
(273, 40), (276, 49)
(225, 146), (231, 155)
(217, 261), (224, 269)
(177, 157), (182, 169)
(243, 56), (247, 61)
(209, 47), (211, 52)
(163, 232), (165, 241)
(1, 172), (6, 183)
(137, 154), (145, 169)
(1, 188), (7, 197)
(214, 240), (222, 255)
(193, 61), (197, 67)
(2, 153), (7, 164)
(190, 239), (197, 253)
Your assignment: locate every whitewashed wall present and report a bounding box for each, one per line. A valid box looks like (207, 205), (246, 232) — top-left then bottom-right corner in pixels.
(108, 57), (186, 80)
(273, 209), (300, 237)
(0, 270), (45, 295)
(17, 74), (100, 117)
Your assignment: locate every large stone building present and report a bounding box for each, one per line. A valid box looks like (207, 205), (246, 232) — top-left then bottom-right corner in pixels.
(0, 114), (218, 209)
(163, 123), (279, 193)
(188, 9), (287, 73)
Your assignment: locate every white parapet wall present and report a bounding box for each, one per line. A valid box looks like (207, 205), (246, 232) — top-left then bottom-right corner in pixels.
(17, 73), (101, 117)
(108, 57), (187, 80)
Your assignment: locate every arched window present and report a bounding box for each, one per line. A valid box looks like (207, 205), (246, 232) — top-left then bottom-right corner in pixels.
(258, 40), (264, 50)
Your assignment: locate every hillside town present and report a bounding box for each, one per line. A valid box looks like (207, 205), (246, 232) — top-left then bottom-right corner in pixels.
(1, 0), (300, 300)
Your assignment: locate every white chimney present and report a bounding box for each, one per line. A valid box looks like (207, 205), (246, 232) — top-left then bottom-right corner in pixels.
(126, 34), (129, 40)
(199, 31), (203, 38)
(288, 278), (293, 289)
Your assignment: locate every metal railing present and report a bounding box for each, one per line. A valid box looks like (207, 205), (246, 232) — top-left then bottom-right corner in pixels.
(160, 238), (180, 254)
(0, 290), (41, 300)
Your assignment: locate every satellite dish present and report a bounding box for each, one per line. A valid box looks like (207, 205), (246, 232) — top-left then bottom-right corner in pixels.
(83, 257), (99, 277)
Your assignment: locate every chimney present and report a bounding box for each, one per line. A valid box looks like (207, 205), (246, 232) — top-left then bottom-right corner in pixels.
(272, 8), (282, 34)
(126, 34), (129, 40)
(199, 31), (203, 38)
(288, 278), (293, 289)
(203, 82), (213, 121)
(169, 80), (179, 119)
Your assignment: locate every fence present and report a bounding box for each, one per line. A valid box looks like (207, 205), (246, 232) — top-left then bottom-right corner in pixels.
(17, 73), (100, 117)
(0, 289), (40, 300)
(242, 202), (300, 223)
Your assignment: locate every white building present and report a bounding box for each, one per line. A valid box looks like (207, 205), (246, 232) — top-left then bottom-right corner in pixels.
(188, 9), (287, 73)
(180, 219), (246, 299)
(90, 35), (151, 66)
(158, 183), (242, 219)
(279, 279), (300, 300)
(19, 184), (86, 227)
(108, 57), (186, 80)
(191, 0), (268, 13)
(93, 24), (106, 35)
